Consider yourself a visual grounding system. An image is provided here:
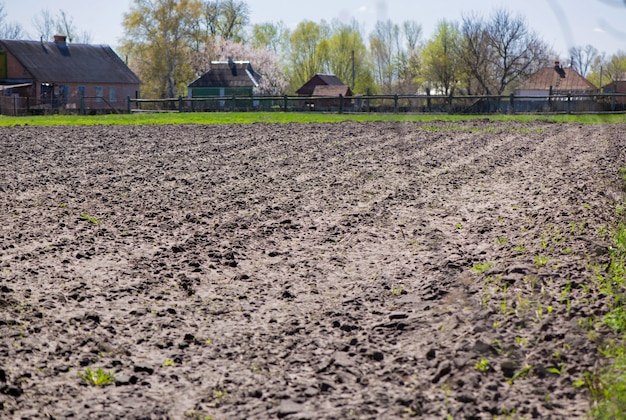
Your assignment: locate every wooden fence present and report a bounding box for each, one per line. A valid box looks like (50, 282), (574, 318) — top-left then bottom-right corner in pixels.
(2, 92), (626, 116)
(127, 92), (626, 115)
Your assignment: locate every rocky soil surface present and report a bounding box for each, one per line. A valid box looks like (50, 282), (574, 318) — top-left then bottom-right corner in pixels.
(1, 121), (625, 419)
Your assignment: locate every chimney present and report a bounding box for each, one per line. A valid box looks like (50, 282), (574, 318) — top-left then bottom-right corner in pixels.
(228, 56), (237, 76)
(554, 60), (566, 78)
(54, 34), (67, 44)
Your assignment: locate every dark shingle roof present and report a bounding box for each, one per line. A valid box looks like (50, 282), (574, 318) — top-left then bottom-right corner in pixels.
(296, 74), (349, 96)
(0, 39), (140, 84)
(311, 85), (352, 96)
(188, 61), (262, 88)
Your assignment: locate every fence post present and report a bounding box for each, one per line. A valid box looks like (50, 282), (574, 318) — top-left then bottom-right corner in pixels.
(366, 88), (371, 113)
(567, 93), (571, 114)
(231, 94), (236, 112)
(509, 93), (515, 114)
(339, 94), (343, 114)
(448, 93), (453, 114)
(394, 94), (399, 113)
(126, 96), (131, 114)
(178, 96), (183, 112)
(283, 95), (288, 112)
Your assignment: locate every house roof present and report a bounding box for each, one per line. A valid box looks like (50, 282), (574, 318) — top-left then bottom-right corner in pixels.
(516, 62), (596, 93)
(603, 80), (626, 93)
(188, 61), (262, 88)
(0, 38), (140, 84)
(296, 74), (349, 96)
(311, 85), (352, 96)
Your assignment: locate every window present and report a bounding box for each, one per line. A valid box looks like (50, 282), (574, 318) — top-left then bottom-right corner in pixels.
(95, 86), (103, 103)
(109, 86), (117, 103)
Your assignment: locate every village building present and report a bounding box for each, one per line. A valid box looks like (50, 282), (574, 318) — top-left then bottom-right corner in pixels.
(188, 59), (261, 105)
(514, 61), (598, 112)
(602, 80), (626, 109)
(0, 35), (140, 115)
(296, 74), (352, 109)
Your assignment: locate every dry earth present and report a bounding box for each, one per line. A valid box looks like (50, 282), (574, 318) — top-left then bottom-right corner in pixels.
(1, 121), (626, 419)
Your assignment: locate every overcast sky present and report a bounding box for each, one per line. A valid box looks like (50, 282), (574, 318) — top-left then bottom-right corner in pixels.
(5, 0), (626, 58)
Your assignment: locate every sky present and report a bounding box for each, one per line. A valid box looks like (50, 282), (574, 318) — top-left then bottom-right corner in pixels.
(4, 0), (626, 59)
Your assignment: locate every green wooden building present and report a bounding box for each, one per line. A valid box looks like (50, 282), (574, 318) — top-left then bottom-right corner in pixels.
(188, 59), (262, 103)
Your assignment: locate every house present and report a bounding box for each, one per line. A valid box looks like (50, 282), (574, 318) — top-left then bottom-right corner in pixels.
(602, 80), (626, 107)
(515, 61), (596, 98)
(514, 61), (597, 112)
(188, 59), (262, 99)
(296, 74), (352, 109)
(0, 35), (140, 115)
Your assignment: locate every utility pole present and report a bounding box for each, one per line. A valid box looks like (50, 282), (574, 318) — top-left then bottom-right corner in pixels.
(351, 50), (355, 89)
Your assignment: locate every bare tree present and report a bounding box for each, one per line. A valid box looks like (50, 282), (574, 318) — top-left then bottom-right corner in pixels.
(569, 44), (599, 77)
(487, 9), (553, 94)
(32, 9), (55, 41)
(457, 9), (552, 95)
(458, 12), (494, 94)
(57, 10), (92, 43)
(0, 3), (25, 39)
(202, 0), (249, 41)
(32, 9), (91, 43)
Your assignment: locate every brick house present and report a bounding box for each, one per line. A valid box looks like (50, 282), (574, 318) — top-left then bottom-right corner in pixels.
(0, 35), (140, 115)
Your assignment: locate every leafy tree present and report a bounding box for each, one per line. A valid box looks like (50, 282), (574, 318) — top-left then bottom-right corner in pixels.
(250, 21), (288, 56)
(121, 0), (204, 98)
(422, 20), (460, 95)
(325, 20), (372, 94)
(285, 20), (329, 92)
(369, 19), (401, 93)
(396, 20), (423, 93)
(604, 51), (626, 83)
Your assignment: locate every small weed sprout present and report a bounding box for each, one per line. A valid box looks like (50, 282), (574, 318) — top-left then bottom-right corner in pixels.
(78, 367), (115, 386)
(80, 213), (100, 224)
(471, 262), (493, 274)
(391, 285), (404, 296)
(475, 358), (490, 374)
(534, 255), (549, 268)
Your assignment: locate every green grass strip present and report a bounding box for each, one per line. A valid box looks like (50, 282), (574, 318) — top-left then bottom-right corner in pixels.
(0, 112), (625, 126)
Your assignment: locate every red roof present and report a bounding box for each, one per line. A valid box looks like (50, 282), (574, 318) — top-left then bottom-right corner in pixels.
(516, 63), (596, 93)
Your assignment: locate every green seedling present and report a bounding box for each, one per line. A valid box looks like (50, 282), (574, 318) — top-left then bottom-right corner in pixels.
(78, 367), (115, 386)
(162, 358), (175, 367)
(475, 358), (490, 374)
(80, 213), (100, 224)
(534, 255), (549, 268)
(471, 262), (493, 274)
(391, 285), (404, 296)
(512, 365), (533, 381)
(546, 364), (566, 376)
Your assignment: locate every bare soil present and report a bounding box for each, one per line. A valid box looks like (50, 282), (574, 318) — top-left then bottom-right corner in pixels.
(1, 121), (625, 419)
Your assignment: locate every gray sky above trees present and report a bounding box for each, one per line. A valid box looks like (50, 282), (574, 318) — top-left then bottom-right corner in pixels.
(5, 0), (626, 57)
